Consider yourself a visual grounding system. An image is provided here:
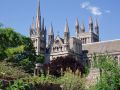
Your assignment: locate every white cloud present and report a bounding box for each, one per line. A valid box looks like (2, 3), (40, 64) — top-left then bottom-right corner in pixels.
(80, 2), (90, 8)
(80, 1), (102, 16)
(87, 6), (102, 15)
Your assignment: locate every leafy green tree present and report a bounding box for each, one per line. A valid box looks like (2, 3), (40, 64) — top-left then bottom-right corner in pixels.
(36, 54), (45, 63)
(92, 54), (120, 90)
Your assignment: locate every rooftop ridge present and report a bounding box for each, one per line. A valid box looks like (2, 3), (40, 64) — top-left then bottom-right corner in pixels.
(83, 39), (120, 45)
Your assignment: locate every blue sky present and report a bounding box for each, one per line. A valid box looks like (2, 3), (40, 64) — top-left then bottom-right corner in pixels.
(0, 0), (120, 41)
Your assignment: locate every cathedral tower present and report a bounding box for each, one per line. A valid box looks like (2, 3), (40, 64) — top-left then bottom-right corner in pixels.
(30, 0), (46, 55)
(76, 17), (99, 44)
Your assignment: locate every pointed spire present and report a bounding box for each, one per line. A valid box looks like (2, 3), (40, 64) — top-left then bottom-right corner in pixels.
(42, 18), (44, 30)
(95, 18), (99, 28)
(64, 19), (69, 32)
(36, 0), (41, 33)
(49, 24), (54, 35)
(75, 18), (79, 27)
(81, 23), (85, 32)
(44, 26), (46, 32)
(32, 17), (35, 29)
(89, 16), (93, 24)
(95, 18), (99, 35)
(89, 16), (93, 32)
(29, 25), (33, 36)
(37, 0), (40, 18)
(75, 18), (79, 37)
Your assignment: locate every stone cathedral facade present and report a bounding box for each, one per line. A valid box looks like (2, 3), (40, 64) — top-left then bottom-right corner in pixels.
(29, 0), (120, 65)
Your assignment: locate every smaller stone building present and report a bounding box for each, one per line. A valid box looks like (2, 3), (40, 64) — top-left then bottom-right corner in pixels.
(48, 20), (82, 61)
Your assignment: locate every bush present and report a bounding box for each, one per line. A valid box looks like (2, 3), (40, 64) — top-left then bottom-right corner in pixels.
(0, 61), (30, 79)
(8, 70), (85, 90)
(57, 68), (85, 90)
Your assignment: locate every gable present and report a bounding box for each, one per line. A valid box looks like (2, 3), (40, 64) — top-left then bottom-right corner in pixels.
(53, 35), (64, 46)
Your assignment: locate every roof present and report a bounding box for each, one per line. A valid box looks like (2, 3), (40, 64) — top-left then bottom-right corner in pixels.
(82, 39), (120, 54)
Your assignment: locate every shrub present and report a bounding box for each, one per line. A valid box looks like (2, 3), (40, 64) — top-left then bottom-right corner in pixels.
(0, 61), (30, 79)
(57, 68), (85, 90)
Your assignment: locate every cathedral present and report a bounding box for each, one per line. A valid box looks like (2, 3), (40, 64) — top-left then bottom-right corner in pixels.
(29, 0), (120, 66)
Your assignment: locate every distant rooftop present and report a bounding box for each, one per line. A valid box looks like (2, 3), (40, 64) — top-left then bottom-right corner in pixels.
(82, 39), (120, 54)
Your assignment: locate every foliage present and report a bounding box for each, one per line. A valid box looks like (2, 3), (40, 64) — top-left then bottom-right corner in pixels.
(57, 68), (85, 90)
(0, 28), (23, 48)
(0, 61), (30, 79)
(6, 70), (85, 90)
(0, 27), (45, 74)
(36, 54), (45, 63)
(91, 54), (120, 90)
(5, 45), (25, 58)
(7, 79), (31, 90)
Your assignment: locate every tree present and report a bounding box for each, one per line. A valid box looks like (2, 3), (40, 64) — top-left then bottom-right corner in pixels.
(36, 54), (45, 63)
(92, 54), (120, 90)
(0, 27), (37, 73)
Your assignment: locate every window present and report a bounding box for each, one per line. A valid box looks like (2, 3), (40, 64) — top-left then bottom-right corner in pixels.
(57, 47), (59, 51)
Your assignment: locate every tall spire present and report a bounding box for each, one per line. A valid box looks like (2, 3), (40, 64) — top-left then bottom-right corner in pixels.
(48, 24), (54, 47)
(29, 25), (32, 36)
(64, 18), (70, 44)
(75, 18), (79, 27)
(64, 19), (69, 32)
(32, 17), (35, 30)
(49, 24), (54, 35)
(95, 18), (99, 35)
(37, 0), (40, 18)
(95, 19), (98, 28)
(89, 16), (93, 32)
(75, 18), (79, 37)
(89, 16), (93, 24)
(80, 23), (85, 32)
(36, 0), (41, 33)
(42, 18), (44, 30)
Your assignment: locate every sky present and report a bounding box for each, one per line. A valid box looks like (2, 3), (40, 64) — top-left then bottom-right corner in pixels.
(0, 0), (120, 41)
